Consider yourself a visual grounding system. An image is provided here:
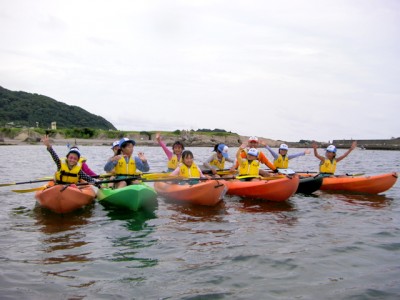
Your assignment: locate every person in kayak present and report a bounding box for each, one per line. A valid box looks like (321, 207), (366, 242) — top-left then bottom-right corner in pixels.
(202, 143), (235, 177)
(104, 138), (150, 188)
(41, 135), (97, 185)
(312, 141), (357, 175)
(170, 150), (210, 179)
(68, 146), (97, 177)
(264, 143), (311, 169)
(232, 136), (278, 176)
(236, 143), (261, 180)
(156, 132), (185, 171)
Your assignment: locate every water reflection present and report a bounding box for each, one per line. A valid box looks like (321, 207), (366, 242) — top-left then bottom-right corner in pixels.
(104, 208), (158, 268)
(320, 191), (393, 209)
(31, 204), (94, 264)
(164, 200), (227, 223)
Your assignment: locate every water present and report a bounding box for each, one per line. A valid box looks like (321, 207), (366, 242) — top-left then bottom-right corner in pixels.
(0, 145), (399, 299)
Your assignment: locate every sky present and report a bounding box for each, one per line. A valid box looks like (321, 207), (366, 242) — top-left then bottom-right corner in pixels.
(0, 0), (399, 142)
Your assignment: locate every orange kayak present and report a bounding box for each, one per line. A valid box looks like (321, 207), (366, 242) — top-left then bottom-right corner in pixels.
(154, 180), (227, 206)
(319, 172), (398, 194)
(225, 175), (300, 202)
(35, 182), (96, 213)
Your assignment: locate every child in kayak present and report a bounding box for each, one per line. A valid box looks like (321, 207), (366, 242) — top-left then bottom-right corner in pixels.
(232, 136), (278, 176)
(41, 135), (97, 185)
(236, 143), (261, 180)
(264, 143), (311, 170)
(202, 143), (235, 177)
(170, 150), (210, 179)
(156, 132), (185, 171)
(312, 141), (357, 175)
(68, 145), (97, 177)
(104, 138), (150, 188)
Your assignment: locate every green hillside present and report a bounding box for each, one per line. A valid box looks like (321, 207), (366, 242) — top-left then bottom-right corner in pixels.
(0, 86), (116, 130)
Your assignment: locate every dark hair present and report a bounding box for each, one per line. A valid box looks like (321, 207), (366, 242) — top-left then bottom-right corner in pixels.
(213, 143), (221, 153)
(172, 141), (185, 149)
(181, 150), (193, 159)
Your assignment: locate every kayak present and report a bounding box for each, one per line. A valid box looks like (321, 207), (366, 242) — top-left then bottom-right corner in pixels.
(225, 175), (300, 202)
(97, 183), (157, 211)
(35, 182), (96, 214)
(154, 180), (227, 206)
(319, 172), (398, 194)
(297, 175), (323, 194)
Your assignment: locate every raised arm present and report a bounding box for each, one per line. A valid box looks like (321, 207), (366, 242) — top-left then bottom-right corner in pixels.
(336, 141), (357, 162)
(312, 142), (325, 162)
(156, 132), (173, 159)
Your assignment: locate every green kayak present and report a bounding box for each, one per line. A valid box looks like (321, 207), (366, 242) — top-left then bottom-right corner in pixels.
(97, 184), (157, 211)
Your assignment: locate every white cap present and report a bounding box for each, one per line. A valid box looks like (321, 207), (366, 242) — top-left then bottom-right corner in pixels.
(248, 136), (258, 142)
(279, 144), (289, 150)
(247, 148), (258, 157)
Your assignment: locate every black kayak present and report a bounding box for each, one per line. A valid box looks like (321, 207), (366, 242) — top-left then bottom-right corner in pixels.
(296, 175), (323, 194)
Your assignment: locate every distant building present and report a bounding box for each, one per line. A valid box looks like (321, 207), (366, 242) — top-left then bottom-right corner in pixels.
(51, 122), (57, 130)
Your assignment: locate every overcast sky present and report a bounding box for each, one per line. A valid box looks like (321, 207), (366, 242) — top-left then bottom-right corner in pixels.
(1, 0), (399, 142)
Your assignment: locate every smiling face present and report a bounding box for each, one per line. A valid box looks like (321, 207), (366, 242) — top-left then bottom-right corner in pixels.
(173, 144), (184, 155)
(66, 153), (79, 166)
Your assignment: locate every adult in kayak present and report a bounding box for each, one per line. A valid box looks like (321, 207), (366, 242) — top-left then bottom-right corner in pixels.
(312, 141), (357, 176)
(232, 136), (278, 176)
(104, 138), (150, 188)
(156, 132), (185, 171)
(170, 150), (210, 179)
(202, 143), (235, 177)
(264, 143), (311, 169)
(41, 135), (97, 185)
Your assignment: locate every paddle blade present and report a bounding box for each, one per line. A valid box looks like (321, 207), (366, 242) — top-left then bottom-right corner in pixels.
(12, 186), (46, 193)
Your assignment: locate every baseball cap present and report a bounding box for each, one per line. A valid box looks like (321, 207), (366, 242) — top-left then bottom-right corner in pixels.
(248, 136), (258, 142)
(217, 143), (229, 158)
(111, 140), (120, 149)
(247, 148), (258, 157)
(326, 145), (337, 153)
(119, 138), (136, 148)
(279, 144), (289, 150)
(67, 147), (81, 158)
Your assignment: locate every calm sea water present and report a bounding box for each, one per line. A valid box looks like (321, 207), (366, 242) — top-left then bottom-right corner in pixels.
(0, 145), (399, 300)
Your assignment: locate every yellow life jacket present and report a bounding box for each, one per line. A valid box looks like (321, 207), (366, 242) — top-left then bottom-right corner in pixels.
(167, 154), (181, 170)
(274, 154), (289, 168)
(79, 156), (87, 163)
(238, 159), (260, 176)
(178, 162), (201, 178)
(209, 155), (225, 170)
(114, 156), (139, 176)
(319, 158), (336, 174)
(55, 158), (82, 183)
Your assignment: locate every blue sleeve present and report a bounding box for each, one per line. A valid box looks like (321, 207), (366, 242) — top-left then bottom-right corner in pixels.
(265, 146), (278, 159)
(135, 157), (150, 172)
(104, 160), (117, 172)
(288, 152), (305, 160)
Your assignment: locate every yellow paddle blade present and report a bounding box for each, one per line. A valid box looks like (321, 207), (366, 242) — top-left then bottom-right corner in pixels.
(141, 172), (172, 180)
(12, 186), (46, 193)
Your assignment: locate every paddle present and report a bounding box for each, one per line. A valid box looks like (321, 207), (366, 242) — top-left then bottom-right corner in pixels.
(0, 178), (54, 187)
(12, 186), (47, 193)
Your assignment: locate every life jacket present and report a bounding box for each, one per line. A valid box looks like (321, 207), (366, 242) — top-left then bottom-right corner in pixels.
(238, 159), (260, 176)
(55, 158), (82, 183)
(114, 156), (139, 176)
(274, 154), (289, 168)
(167, 154), (181, 170)
(209, 155), (225, 170)
(319, 158), (336, 174)
(79, 157), (87, 163)
(178, 162), (201, 178)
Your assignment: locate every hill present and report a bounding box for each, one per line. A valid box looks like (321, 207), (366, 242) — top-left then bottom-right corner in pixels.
(0, 86), (116, 130)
